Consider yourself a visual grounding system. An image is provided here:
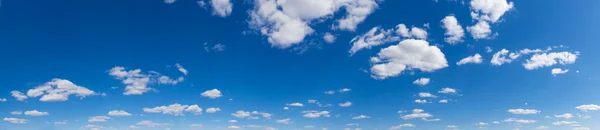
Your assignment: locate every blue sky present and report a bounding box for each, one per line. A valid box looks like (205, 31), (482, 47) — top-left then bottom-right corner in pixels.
(1, 0), (599, 130)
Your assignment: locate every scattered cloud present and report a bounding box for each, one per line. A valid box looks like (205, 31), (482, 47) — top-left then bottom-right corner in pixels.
(438, 88), (457, 94)
(413, 78), (431, 86)
(339, 101), (352, 107)
(323, 33), (336, 43)
(551, 68), (569, 75)
(16, 79), (96, 102)
(503, 118), (536, 124)
(287, 102), (304, 107)
(418, 92), (437, 98)
(415, 99), (428, 104)
(523, 52), (578, 70)
(457, 54), (483, 65)
(302, 110), (330, 118)
(88, 116), (110, 123)
(441, 15), (465, 44)
(201, 89), (223, 99)
(143, 103), (203, 116)
(576, 104), (600, 112)
(554, 113), (573, 119)
(108, 110), (132, 116)
(276, 118), (291, 124)
(401, 109), (433, 120)
(108, 66), (183, 95)
(508, 109), (541, 114)
(370, 39), (447, 80)
(552, 121), (578, 125)
(206, 108), (221, 113)
(3, 118), (27, 124)
(209, 0), (233, 17)
(390, 124), (415, 130)
(351, 115), (370, 120)
(24, 110), (49, 116)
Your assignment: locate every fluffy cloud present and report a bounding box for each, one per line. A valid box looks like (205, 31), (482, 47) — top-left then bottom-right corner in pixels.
(503, 118), (536, 124)
(415, 99), (427, 104)
(467, 21), (492, 39)
(109, 66), (184, 95)
(0, 98), (6, 102)
(457, 54), (483, 65)
(11, 91), (28, 101)
(441, 15), (465, 44)
(24, 110), (49, 116)
(370, 39), (447, 79)
(323, 33), (336, 43)
(185, 105), (203, 115)
(439, 99), (449, 103)
(469, 0), (515, 23)
(210, 0), (233, 17)
(10, 111), (22, 115)
(201, 89), (223, 99)
(418, 92), (437, 98)
(390, 124), (415, 130)
(206, 108), (221, 113)
(231, 110), (251, 118)
(175, 63), (188, 75)
(351, 115), (370, 120)
(302, 110), (330, 118)
(552, 121), (578, 125)
(136, 120), (172, 127)
(143, 103), (202, 116)
(438, 88), (457, 94)
(401, 109), (433, 120)
(508, 109), (541, 114)
(551, 68), (569, 75)
(231, 110), (271, 119)
(395, 24), (428, 40)
(491, 49), (516, 65)
(88, 116), (110, 123)
(575, 104), (600, 112)
(3, 118), (27, 124)
(334, 0), (378, 31)
(108, 110), (132, 116)
(287, 102), (304, 107)
(339, 101), (352, 107)
(228, 125), (242, 129)
(523, 52), (578, 70)
(554, 113), (573, 119)
(413, 78), (430, 86)
(276, 118), (292, 124)
(349, 27), (400, 54)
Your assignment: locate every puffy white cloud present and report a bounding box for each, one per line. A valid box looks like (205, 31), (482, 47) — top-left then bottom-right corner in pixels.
(283, 107), (289, 110)
(441, 15), (465, 44)
(523, 52), (578, 70)
(503, 118), (536, 124)
(395, 24), (428, 40)
(323, 33), (336, 43)
(185, 105), (203, 115)
(552, 121), (578, 125)
(457, 54), (483, 65)
(418, 92), (437, 98)
(339, 88), (351, 93)
(576, 104), (600, 112)
(206, 108), (221, 113)
(231, 110), (251, 118)
(210, 0), (233, 17)
(491, 49), (516, 65)
(302, 110), (330, 118)
(287, 102), (304, 107)
(551, 68), (569, 75)
(11, 91), (28, 101)
(0, 98), (6, 102)
(554, 113), (573, 119)
(276, 118), (291, 124)
(137, 120), (172, 127)
(469, 0), (515, 23)
(334, 0), (379, 31)
(109, 66), (183, 95)
(439, 99), (449, 103)
(23, 79), (96, 102)
(143, 103), (189, 116)
(201, 89), (223, 99)
(351, 115), (370, 120)
(370, 39), (447, 80)
(108, 110), (132, 116)
(413, 78), (430, 86)
(88, 116), (110, 123)
(24, 110), (49, 116)
(324, 90), (335, 95)
(390, 124), (415, 130)
(175, 63), (188, 75)
(349, 27), (400, 55)
(467, 20), (492, 39)
(339, 101), (352, 107)
(10, 111), (22, 115)
(3, 118), (27, 124)
(158, 76), (184, 85)
(401, 109), (433, 120)
(438, 88), (457, 94)
(228, 125), (242, 129)
(415, 99), (427, 104)
(508, 109), (541, 114)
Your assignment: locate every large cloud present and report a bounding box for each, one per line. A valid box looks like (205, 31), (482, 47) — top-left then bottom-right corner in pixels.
(523, 52), (578, 70)
(210, 0), (233, 17)
(349, 24), (429, 55)
(467, 0), (515, 39)
(441, 15), (465, 44)
(108, 66), (184, 95)
(14, 79), (97, 102)
(369, 39), (448, 79)
(143, 103), (205, 116)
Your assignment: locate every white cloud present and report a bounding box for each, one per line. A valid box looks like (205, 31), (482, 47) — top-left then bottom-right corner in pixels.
(476, 122), (488, 126)
(287, 102), (304, 107)
(413, 78), (430, 86)
(276, 118), (292, 124)
(439, 99), (449, 103)
(551, 68), (569, 75)
(88, 116), (110, 123)
(552, 121), (578, 125)
(143, 103), (189, 116)
(419, 92), (437, 98)
(175, 63), (188, 75)
(3, 118), (27, 124)
(390, 124), (415, 130)
(441, 15), (465, 44)
(185, 105), (203, 115)
(339, 101), (352, 107)
(576, 104), (600, 112)
(351, 115), (370, 120)
(231, 110), (251, 118)
(109, 66), (183, 95)
(23, 79), (96, 102)
(324, 90), (335, 95)
(24, 110), (49, 116)
(206, 108), (221, 113)
(349, 26), (400, 55)
(438, 88), (457, 94)
(503, 118), (536, 124)
(0, 98), (6, 102)
(323, 33), (336, 43)
(523, 52), (578, 70)
(157, 76), (184, 85)
(228, 120), (237, 123)
(457, 54), (483, 65)
(508, 109), (541, 114)
(401, 109), (433, 120)
(491, 49), (516, 65)
(415, 99), (427, 104)
(10, 111), (22, 115)
(283, 107), (289, 110)
(302, 110), (330, 118)
(370, 39), (447, 80)
(108, 110), (132, 116)
(469, 0), (515, 23)
(210, 0), (233, 17)
(164, 0), (175, 4)
(228, 125), (242, 129)
(137, 120), (172, 127)
(395, 24), (428, 40)
(334, 0), (379, 31)
(467, 20), (492, 39)
(554, 113), (573, 119)
(11, 91), (28, 101)
(201, 89), (223, 99)
(339, 88), (351, 93)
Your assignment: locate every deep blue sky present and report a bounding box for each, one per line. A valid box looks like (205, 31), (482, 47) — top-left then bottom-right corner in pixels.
(1, 0), (599, 130)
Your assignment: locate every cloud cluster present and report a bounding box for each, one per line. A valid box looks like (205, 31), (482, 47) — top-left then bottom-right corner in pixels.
(12, 79), (96, 102)
(143, 103), (206, 116)
(108, 66), (185, 95)
(369, 39), (447, 79)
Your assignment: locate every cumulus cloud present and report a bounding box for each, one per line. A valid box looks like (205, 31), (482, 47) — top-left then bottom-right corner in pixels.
(88, 116), (110, 123)
(390, 124), (415, 130)
(508, 109), (541, 114)
(351, 115), (370, 120)
(19, 79), (96, 102)
(334, 0), (378, 31)
(441, 15), (465, 44)
(287, 102), (304, 107)
(0, 98), (6, 102)
(395, 24), (428, 40)
(576, 104), (600, 112)
(323, 33), (336, 43)
(205, 108), (221, 113)
(143, 103), (203, 116)
(210, 0), (233, 17)
(370, 39), (447, 79)
(11, 91), (28, 101)
(439, 99), (449, 103)
(415, 99), (427, 104)
(339, 101), (352, 107)
(457, 54), (483, 65)
(276, 118), (292, 124)
(438, 88), (457, 94)
(413, 78), (430, 86)
(551, 68), (569, 75)
(108, 110), (132, 116)
(231, 110), (251, 118)
(418, 92), (437, 98)
(10, 111), (22, 115)
(349, 27), (400, 55)
(3, 118), (27, 124)
(302, 110), (330, 118)
(554, 113), (573, 119)
(108, 66), (184, 95)
(185, 105), (203, 115)
(401, 109), (433, 120)
(24, 110), (49, 116)
(201, 89), (223, 99)
(523, 52), (578, 70)
(503, 118), (536, 124)
(469, 0), (515, 23)
(467, 20), (493, 39)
